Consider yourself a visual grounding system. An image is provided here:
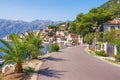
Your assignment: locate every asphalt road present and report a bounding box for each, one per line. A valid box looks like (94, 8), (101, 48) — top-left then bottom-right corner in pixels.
(37, 46), (120, 80)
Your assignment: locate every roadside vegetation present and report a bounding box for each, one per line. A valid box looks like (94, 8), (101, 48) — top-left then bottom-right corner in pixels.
(0, 32), (44, 79)
(68, 0), (120, 64)
(50, 43), (59, 52)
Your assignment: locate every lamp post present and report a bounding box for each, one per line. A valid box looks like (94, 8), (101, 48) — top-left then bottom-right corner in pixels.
(95, 21), (98, 51)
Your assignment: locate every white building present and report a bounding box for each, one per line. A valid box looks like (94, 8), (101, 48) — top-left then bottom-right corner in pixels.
(102, 18), (120, 32)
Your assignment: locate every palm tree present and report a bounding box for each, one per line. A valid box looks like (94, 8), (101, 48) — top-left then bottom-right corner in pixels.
(24, 31), (44, 59)
(0, 34), (29, 73)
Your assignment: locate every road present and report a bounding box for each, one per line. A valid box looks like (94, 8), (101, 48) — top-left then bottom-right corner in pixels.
(37, 46), (120, 80)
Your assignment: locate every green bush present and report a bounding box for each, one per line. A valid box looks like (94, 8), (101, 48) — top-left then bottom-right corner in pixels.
(116, 42), (120, 54)
(98, 42), (102, 50)
(50, 43), (59, 52)
(114, 54), (120, 61)
(95, 50), (107, 57)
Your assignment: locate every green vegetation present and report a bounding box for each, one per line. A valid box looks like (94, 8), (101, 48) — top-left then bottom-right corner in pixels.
(0, 32), (43, 73)
(0, 34), (28, 73)
(100, 0), (120, 18)
(97, 42), (102, 50)
(68, 8), (112, 36)
(88, 50), (96, 56)
(96, 32), (104, 42)
(95, 50), (107, 57)
(104, 30), (120, 44)
(68, 0), (120, 42)
(105, 30), (120, 58)
(84, 33), (95, 45)
(50, 44), (59, 52)
(116, 42), (120, 55)
(48, 24), (59, 32)
(24, 67), (34, 75)
(24, 32), (44, 59)
(105, 58), (120, 64)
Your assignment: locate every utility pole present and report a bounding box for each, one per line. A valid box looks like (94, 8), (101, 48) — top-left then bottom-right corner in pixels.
(95, 21), (98, 51)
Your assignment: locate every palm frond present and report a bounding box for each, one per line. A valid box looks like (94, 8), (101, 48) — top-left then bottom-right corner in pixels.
(37, 32), (41, 39)
(0, 47), (12, 55)
(9, 34), (20, 47)
(0, 39), (13, 51)
(2, 60), (14, 67)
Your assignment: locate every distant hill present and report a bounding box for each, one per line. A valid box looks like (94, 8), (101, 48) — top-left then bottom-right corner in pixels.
(99, 0), (120, 18)
(0, 19), (62, 38)
(68, 0), (120, 35)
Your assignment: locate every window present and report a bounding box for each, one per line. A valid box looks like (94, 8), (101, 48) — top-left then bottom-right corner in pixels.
(118, 26), (120, 29)
(111, 26), (115, 30)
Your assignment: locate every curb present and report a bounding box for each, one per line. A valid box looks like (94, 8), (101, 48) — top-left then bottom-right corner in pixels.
(85, 48), (120, 67)
(30, 61), (43, 80)
(30, 53), (54, 80)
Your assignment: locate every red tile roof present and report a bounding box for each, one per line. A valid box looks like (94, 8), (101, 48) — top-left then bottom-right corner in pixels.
(104, 18), (120, 24)
(69, 33), (78, 43)
(56, 34), (62, 38)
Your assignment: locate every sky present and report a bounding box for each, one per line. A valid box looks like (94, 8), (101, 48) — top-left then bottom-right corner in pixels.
(0, 0), (108, 21)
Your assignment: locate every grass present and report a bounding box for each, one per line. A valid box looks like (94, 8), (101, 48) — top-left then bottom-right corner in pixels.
(105, 58), (120, 64)
(88, 49), (120, 65)
(88, 50), (97, 56)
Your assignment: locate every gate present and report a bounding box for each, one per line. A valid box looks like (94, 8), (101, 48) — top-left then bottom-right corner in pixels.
(106, 43), (114, 56)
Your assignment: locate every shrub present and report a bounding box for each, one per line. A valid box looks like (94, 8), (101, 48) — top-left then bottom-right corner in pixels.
(50, 43), (59, 52)
(114, 54), (120, 61)
(97, 42), (102, 50)
(116, 42), (120, 54)
(89, 48), (95, 51)
(95, 50), (107, 57)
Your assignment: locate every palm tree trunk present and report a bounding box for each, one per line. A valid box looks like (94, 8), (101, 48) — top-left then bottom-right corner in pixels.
(15, 63), (23, 73)
(32, 55), (38, 59)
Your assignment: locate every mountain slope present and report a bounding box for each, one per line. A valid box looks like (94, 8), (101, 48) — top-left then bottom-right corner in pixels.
(0, 19), (61, 38)
(99, 0), (120, 17)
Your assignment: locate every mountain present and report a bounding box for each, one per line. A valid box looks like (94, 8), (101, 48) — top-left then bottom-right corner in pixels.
(99, 0), (120, 18)
(0, 19), (61, 38)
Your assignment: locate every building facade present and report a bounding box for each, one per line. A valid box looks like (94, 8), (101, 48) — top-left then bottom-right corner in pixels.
(102, 18), (120, 32)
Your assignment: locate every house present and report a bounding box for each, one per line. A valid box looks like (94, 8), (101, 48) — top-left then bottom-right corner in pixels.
(33, 30), (41, 36)
(102, 18), (120, 32)
(45, 27), (55, 37)
(67, 33), (78, 45)
(59, 23), (66, 31)
(97, 18), (120, 56)
(55, 22), (68, 43)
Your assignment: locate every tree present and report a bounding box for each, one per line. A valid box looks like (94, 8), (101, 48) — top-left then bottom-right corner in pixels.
(84, 33), (95, 45)
(105, 29), (120, 55)
(24, 32), (43, 59)
(104, 29), (120, 44)
(0, 34), (29, 73)
(76, 22), (94, 37)
(68, 21), (77, 34)
(76, 13), (85, 22)
(96, 32), (104, 42)
(48, 25), (56, 29)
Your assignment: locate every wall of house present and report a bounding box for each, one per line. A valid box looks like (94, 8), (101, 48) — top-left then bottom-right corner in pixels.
(102, 42), (117, 56)
(103, 24), (120, 32)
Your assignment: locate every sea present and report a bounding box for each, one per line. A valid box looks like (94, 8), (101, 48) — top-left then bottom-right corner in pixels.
(0, 42), (50, 68)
